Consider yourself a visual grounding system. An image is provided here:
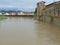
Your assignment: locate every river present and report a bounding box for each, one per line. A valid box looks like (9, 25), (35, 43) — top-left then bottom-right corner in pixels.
(0, 17), (60, 45)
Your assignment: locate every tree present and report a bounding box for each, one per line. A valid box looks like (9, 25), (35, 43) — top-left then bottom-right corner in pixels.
(34, 8), (37, 19)
(34, 8), (37, 15)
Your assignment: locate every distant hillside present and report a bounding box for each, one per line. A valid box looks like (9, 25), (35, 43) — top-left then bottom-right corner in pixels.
(0, 8), (22, 13)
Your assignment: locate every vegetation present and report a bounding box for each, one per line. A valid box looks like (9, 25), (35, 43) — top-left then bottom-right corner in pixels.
(34, 8), (37, 19)
(34, 8), (37, 14)
(0, 15), (5, 20)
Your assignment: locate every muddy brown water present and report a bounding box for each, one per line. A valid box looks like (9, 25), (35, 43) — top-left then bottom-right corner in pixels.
(0, 17), (60, 45)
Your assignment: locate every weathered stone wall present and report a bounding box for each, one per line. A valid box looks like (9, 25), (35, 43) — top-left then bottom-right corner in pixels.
(45, 16), (60, 26)
(53, 18), (60, 26)
(45, 16), (51, 23)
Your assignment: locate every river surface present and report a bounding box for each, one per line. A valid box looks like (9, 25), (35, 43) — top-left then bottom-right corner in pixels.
(0, 17), (60, 45)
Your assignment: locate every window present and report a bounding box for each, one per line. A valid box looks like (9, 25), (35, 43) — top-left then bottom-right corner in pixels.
(49, 10), (51, 14)
(53, 9), (55, 16)
(58, 10), (60, 15)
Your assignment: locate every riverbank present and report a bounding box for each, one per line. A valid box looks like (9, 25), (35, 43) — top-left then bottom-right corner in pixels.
(0, 15), (5, 20)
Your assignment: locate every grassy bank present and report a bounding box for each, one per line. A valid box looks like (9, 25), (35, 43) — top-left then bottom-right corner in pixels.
(0, 15), (5, 20)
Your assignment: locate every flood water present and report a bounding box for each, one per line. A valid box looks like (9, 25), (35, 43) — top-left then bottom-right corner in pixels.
(0, 17), (60, 45)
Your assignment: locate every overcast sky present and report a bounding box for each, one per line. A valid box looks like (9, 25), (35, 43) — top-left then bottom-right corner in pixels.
(0, 0), (59, 12)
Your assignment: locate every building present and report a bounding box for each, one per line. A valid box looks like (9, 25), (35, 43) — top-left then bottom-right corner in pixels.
(44, 1), (60, 17)
(18, 12), (34, 16)
(9, 12), (17, 15)
(18, 12), (24, 15)
(37, 1), (60, 26)
(37, 1), (45, 16)
(37, 1), (45, 20)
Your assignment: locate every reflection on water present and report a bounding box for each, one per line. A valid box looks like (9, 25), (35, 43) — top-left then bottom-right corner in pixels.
(0, 17), (60, 45)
